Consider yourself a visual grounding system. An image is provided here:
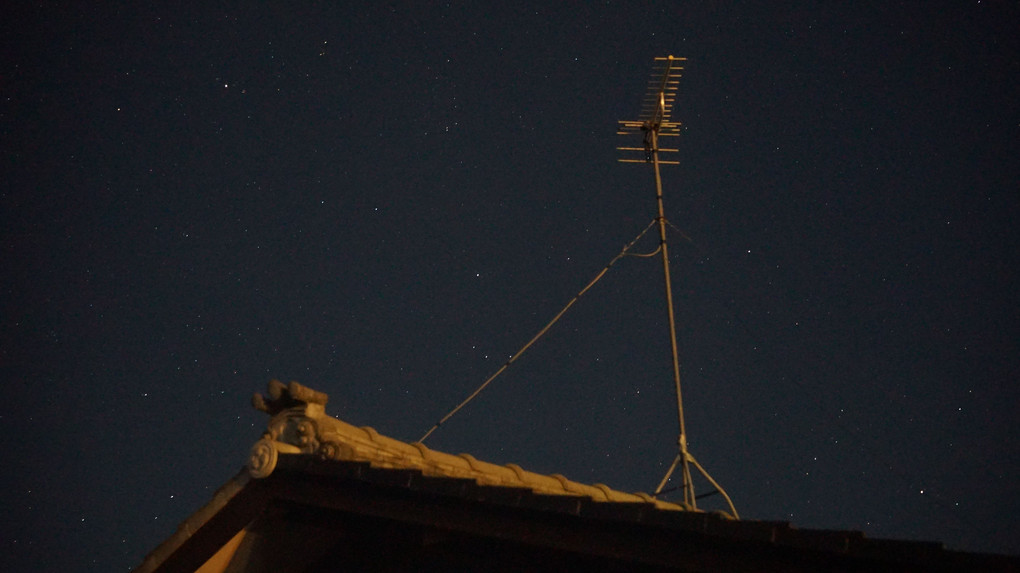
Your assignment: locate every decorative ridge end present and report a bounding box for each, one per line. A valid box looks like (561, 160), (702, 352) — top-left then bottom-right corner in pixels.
(247, 380), (331, 478)
(252, 379), (329, 415)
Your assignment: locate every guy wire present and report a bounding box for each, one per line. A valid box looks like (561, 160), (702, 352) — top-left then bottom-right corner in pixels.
(419, 218), (660, 443)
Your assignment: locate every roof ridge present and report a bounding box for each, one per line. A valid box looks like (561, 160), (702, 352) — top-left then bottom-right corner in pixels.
(247, 380), (704, 514)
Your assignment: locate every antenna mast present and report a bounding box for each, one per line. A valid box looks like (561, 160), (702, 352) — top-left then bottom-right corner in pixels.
(618, 56), (738, 518)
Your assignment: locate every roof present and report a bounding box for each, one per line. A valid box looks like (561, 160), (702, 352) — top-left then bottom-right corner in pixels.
(133, 381), (1020, 572)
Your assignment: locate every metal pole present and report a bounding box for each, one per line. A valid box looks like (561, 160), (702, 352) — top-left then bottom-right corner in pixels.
(649, 125), (695, 508)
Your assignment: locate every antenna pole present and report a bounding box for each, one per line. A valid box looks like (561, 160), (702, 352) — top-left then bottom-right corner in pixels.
(648, 122), (696, 508)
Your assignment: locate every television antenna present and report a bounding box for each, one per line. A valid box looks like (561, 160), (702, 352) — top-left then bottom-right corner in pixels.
(618, 56), (738, 517)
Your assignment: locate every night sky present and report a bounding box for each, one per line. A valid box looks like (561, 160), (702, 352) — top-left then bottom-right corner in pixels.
(3, 2), (1018, 571)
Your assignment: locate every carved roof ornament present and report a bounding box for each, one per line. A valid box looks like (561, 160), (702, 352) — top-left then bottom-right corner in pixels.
(246, 380), (712, 515)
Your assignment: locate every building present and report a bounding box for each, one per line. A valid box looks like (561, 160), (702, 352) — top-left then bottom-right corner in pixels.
(134, 381), (1018, 572)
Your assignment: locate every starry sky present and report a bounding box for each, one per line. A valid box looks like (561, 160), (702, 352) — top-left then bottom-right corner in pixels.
(3, 2), (1018, 571)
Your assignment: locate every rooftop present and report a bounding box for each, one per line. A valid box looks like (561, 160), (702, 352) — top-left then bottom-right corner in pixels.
(134, 381), (1020, 572)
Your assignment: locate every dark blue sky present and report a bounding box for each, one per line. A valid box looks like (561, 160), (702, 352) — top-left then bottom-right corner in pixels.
(3, 2), (1018, 570)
